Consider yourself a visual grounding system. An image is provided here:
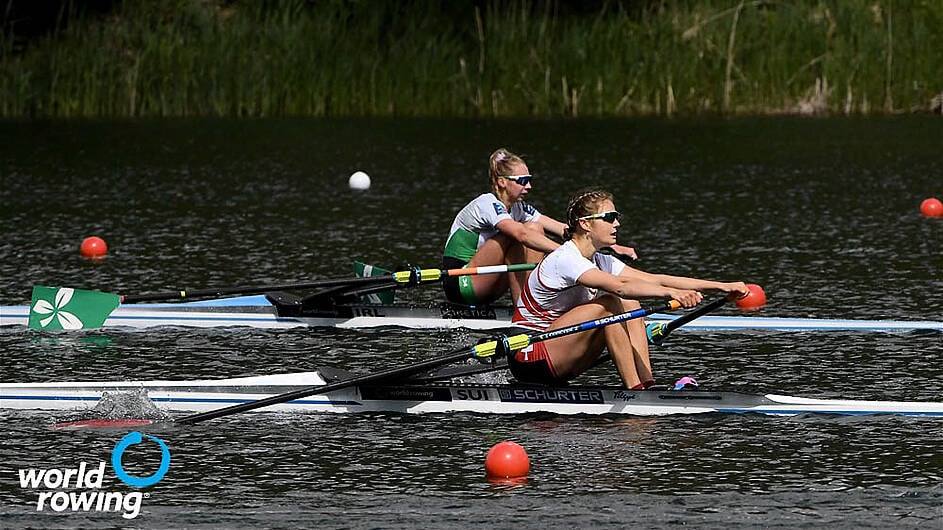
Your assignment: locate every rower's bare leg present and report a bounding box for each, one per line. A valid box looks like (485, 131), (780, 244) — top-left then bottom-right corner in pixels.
(467, 235), (513, 304)
(544, 296), (643, 388)
(599, 295), (646, 388)
(621, 299), (654, 385)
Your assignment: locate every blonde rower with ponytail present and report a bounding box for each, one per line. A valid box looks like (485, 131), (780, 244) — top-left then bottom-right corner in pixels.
(443, 148), (638, 305)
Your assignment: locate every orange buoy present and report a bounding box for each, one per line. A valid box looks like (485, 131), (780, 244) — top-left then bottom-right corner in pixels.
(80, 236), (108, 258)
(735, 283), (766, 310)
(485, 441), (530, 478)
(920, 197), (942, 217)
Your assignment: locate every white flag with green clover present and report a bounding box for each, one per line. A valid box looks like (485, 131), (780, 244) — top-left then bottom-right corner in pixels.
(29, 286), (120, 330)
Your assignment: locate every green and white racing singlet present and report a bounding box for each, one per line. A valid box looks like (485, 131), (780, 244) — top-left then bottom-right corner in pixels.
(443, 193), (542, 262)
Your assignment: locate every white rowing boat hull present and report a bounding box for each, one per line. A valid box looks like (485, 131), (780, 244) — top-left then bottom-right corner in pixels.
(2, 371), (941, 417)
(2, 295), (941, 332)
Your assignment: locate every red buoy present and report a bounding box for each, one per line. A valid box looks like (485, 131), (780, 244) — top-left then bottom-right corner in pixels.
(920, 197), (942, 217)
(80, 236), (108, 258)
(735, 283), (766, 310)
(485, 441), (530, 478)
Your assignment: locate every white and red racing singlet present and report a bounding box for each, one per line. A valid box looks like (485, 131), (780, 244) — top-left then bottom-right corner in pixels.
(513, 240), (625, 331)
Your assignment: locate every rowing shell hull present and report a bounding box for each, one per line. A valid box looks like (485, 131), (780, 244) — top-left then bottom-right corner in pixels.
(1, 372), (941, 417)
(2, 295), (941, 332)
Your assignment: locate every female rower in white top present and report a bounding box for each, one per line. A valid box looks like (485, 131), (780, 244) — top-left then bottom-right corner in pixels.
(443, 148), (636, 305)
(511, 189), (749, 390)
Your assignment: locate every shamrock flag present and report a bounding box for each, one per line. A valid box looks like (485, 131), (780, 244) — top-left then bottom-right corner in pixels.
(28, 286), (120, 330)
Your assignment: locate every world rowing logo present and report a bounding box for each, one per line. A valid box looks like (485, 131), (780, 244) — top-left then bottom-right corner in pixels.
(17, 431), (171, 519)
(112, 431), (172, 488)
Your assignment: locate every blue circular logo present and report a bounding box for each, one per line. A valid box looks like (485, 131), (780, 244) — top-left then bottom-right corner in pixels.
(111, 431), (171, 488)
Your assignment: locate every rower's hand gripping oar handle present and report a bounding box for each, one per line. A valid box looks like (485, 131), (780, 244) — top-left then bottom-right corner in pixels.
(646, 295), (730, 346)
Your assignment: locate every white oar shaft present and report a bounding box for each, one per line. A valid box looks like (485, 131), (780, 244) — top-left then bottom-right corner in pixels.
(391, 263), (536, 283)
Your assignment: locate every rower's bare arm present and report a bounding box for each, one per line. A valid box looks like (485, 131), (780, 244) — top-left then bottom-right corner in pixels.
(495, 219), (559, 253)
(618, 268), (748, 297)
(537, 215), (567, 239)
(609, 243), (638, 260)
(578, 269), (702, 307)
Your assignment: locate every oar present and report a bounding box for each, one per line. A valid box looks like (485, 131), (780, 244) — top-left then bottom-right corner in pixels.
(170, 298), (681, 425)
(27, 263), (536, 330)
(584, 296), (731, 371)
(120, 263), (537, 303)
(646, 295), (730, 345)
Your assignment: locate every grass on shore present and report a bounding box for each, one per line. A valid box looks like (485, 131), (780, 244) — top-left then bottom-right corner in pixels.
(1, 0), (941, 118)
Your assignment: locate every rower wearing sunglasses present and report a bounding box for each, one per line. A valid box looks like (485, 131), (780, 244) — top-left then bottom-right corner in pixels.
(444, 148), (639, 305)
(511, 189), (750, 390)
(442, 148), (564, 305)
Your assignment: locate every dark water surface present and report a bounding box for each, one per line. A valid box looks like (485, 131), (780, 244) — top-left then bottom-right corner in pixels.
(1, 117), (941, 528)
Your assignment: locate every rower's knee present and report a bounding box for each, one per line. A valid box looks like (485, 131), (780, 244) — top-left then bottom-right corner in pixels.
(597, 295), (641, 314)
(598, 294), (626, 314)
(621, 298), (641, 310)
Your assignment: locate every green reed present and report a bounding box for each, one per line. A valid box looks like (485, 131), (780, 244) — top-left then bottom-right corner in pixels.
(1, 0), (940, 118)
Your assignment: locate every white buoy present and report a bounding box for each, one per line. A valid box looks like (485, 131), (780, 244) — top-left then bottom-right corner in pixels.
(348, 171), (371, 190)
